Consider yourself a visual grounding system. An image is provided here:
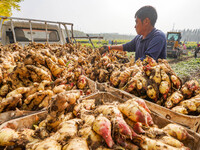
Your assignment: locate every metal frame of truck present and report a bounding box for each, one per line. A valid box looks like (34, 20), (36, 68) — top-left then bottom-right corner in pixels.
(0, 16), (75, 45)
(0, 16), (103, 48)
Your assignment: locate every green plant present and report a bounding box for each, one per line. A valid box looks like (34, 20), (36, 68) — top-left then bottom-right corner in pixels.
(170, 58), (200, 83)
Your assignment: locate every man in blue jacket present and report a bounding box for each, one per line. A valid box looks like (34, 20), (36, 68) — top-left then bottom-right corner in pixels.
(100, 5), (167, 61)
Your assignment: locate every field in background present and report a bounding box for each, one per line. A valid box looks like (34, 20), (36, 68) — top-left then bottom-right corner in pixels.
(76, 39), (130, 48)
(170, 58), (200, 83)
(185, 41), (199, 49)
(77, 39), (199, 49)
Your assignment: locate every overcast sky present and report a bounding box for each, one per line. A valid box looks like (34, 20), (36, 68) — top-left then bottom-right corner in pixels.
(12, 0), (200, 35)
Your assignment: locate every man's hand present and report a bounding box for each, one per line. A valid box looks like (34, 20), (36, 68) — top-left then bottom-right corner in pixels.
(99, 46), (110, 55)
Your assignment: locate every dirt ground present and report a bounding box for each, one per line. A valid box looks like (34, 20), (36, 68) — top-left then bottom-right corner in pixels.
(168, 56), (194, 64)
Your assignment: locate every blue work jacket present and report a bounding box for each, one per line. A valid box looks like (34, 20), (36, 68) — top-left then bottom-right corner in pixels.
(123, 28), (167, 61)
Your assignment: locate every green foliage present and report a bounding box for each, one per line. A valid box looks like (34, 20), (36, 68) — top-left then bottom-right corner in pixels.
(184, 41), (198, 49)
(66, 61), (71, 67)
(127, 52), (135, 58)
(0, 0), (23, 17)
(170, 58), (200, 83)
(77, 39), (130, 48)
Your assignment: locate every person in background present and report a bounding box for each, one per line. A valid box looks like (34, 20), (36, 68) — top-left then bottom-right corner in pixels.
(100, 5), (167, 62)
(195, 43), (200, 59)
(182, 42), (187, 50)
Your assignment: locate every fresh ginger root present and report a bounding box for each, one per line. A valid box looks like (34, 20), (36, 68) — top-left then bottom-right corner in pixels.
(62, 137), (89, 150)
(162, 123), (194, 141)
(93, 114), (115, 148)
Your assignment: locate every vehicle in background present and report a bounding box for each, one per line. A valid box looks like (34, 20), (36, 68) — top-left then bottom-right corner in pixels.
(0, 16), (74, 46)
(166, 32), (185, 58)
(0, 16), (103, 48)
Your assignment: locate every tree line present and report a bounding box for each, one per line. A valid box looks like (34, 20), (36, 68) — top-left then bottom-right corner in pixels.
(170, 29), (200, 42)
(73, 29), (200, 42)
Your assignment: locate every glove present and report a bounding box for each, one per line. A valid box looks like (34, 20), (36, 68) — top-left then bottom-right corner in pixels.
(99, 46), (110, 55)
